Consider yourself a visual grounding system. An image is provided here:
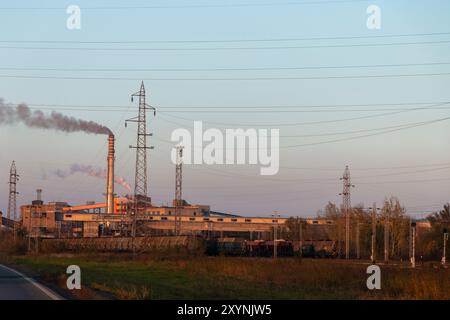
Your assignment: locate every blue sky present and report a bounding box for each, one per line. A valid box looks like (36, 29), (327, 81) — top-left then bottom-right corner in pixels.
(0, 0), (449, 217)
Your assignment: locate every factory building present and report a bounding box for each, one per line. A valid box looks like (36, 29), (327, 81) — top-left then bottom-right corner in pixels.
(19, 194), (335, 239)
(16, 118), (333, 240)
(19, 196), (218, 237)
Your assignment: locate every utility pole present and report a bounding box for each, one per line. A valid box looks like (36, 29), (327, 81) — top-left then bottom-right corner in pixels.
(28, 206), (33, 252)
(7, 161), (19, 221)
(126, 82), (156, 254)
(411, 221), (416, 268)
(337, 218), (342, 258)
(356, 221), (360, 259)
(442, 228), (448, 265)
(340, 166), (354, 259)
(298, 217), (303, 258)
(369, 203), (379, 263)
(174, 146), (184, 235)
(384, 210), (390, 262)
(272, 211), (280, 259)
(408, 216), (412, 261)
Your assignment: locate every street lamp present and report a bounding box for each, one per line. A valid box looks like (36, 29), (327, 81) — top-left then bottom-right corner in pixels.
(271, 211), (280, 259)
(442, 228), (449, 265)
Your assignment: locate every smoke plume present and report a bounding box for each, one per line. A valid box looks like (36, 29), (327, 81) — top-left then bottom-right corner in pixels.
(0, 99), (111, 135)
(55, 164), (131, 192)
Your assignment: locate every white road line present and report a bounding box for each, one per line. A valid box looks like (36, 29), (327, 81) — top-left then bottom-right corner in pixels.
(0, 264), (64, 300)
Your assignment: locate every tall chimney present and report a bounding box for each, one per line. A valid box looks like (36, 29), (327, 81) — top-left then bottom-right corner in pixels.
(106, 134), (115, 214)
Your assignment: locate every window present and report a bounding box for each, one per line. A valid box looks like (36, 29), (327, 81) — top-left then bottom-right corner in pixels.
(189, 217), (196, 221)
(272, 219), (278, 223)
(245, 219), (252, 223)
(313, 220), (319, 224)
(231, 219), (237, 222)
(217, 218), (223, 222)
(193, 212), (197, 216)
(203, 218), (210, 221)
(168, 211), (172, 215)
(161, 217), (168, 220)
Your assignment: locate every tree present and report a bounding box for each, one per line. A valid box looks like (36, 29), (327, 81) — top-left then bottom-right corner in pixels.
(422, 203), (450, 259)
(429, 203), (450, 227)
(381, 196), (409, 259)
(284, 217), (304, 241)
(321, 202), (341, 219)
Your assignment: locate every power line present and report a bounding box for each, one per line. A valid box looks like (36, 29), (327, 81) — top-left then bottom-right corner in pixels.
(7, 101), (450, 110)
(2, 72), (450, 82)
(153, 115), (450, 152)
(1, 40), (450, 51)
(1, 61), (449, 72)
(153, 116), (450, 143)
(172, 161), (450, 184)
(281, 162), (450, 171)
(2, 31), (450, 44)
(357, 177), (450, 185)
(279, 120), (450, 137)
(0, 1), (387, 11)
(281, 116), (450, 148)
(158, 102), (450, 126)
(13, 106), (450, 114)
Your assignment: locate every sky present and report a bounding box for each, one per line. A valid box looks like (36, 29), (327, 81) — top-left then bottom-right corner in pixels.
(0, 0), (449, 218)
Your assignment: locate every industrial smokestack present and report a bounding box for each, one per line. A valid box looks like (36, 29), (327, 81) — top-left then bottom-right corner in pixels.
(106, 134), (115, 214)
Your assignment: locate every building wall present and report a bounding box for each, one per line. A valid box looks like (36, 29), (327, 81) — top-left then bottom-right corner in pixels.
(21, 202), (68, 236)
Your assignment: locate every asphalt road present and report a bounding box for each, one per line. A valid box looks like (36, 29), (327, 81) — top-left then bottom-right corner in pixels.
(0, 264), (62, 300)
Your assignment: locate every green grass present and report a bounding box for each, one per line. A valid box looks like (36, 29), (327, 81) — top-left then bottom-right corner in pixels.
(3, 253), (449, 300)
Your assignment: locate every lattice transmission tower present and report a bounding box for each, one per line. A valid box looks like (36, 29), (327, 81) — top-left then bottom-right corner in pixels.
(7, 161), (19, 221)
(126, 81), (156, 209)
(340, 165), (354, 259)
(174, 146), (184, 235)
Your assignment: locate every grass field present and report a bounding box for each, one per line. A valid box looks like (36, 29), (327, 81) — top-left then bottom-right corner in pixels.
(2, 253), (449, 300)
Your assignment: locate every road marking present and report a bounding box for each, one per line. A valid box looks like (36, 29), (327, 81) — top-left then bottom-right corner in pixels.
(0, 264), (64, 300)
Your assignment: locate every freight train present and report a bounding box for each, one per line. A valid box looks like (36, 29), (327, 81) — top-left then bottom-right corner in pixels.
(206, 238), (337, 258)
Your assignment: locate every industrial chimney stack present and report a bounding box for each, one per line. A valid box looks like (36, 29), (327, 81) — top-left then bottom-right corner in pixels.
(106, 134), (115, 214)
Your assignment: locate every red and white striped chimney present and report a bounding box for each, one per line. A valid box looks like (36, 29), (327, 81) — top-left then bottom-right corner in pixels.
(106, 134), (115, 214)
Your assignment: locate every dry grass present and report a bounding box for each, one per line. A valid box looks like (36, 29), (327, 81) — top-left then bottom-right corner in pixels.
(91, 282), (151, 300)
(2, 251), (449, 300)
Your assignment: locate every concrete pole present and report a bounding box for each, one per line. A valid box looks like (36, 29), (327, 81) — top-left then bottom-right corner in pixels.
(272, 212), (279, 259)
(442, 230), (448, 265)
(411, 221), (416, 268)
(384, 213), (389, 262)
(273, 223), (278, 259)
(345, 208), (350, 260)
(371, 204), (377, 263)
(28, 208), (32, 252)
(409, 217), (412, 260)
(337, 218), (342, 258)
(299, 218), (303, 258)
(356, 222), (360, 259)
